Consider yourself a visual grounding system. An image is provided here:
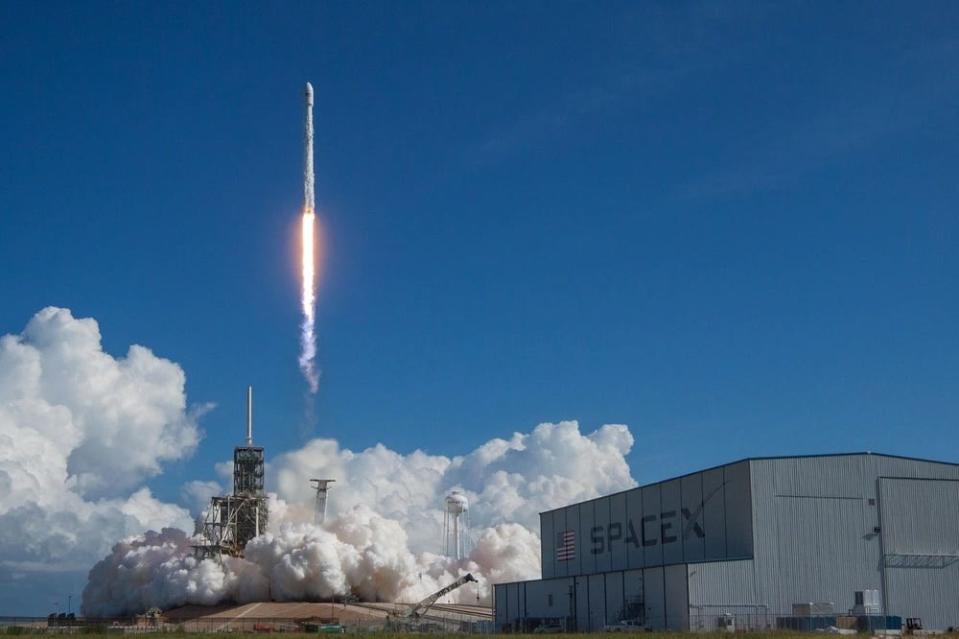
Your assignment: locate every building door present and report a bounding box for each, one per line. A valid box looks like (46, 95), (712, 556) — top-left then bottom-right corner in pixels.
(879, 477), (959, 630)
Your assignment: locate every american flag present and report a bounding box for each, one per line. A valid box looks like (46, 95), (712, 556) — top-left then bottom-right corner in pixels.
(556, 530), (576, 562)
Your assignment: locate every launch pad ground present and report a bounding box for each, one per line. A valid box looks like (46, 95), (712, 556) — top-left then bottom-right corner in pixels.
(162, 601), (493, 633)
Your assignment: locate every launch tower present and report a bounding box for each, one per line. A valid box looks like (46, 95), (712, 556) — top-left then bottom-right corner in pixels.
(194, 386), (269, 559)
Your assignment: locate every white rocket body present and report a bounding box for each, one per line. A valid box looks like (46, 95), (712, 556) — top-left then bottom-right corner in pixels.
(304, 83), (315, 215)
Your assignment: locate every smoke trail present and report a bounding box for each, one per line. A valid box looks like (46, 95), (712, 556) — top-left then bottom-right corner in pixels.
(299, 82), (319, 394)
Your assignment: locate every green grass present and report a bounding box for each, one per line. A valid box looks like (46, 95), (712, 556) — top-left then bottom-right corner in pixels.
(0, 627), (959, 639)
(7, 626), (959, 639)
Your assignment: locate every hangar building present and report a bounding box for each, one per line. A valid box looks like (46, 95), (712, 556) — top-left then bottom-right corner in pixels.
(493, 453), (959, 632)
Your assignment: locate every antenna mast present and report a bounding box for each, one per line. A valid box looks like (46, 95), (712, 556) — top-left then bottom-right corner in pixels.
(245, 385), (253, 446)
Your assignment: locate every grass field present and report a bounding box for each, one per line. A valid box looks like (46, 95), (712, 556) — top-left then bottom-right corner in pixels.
(7, 628), (959, 639)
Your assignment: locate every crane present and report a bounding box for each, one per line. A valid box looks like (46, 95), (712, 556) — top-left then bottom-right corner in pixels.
(393, 573), (478, 621)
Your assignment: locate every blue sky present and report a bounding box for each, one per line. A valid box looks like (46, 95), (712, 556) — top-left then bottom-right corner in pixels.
(1, 0), (958, 512)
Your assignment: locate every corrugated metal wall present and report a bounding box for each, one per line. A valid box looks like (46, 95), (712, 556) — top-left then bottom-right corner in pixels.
(879, 477), (959, 629)
(749, 455), (959, 626)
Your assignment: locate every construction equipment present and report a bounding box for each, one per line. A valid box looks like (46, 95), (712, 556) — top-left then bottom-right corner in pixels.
(392, 573), (478, 621)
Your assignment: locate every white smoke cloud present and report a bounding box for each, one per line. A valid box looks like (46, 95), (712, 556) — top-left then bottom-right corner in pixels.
(81, 528), (269, 618)
(0, 307), (202, 575)
(0, 306), (640, 617)
(270, 421), (635, 550)
(82, 421), (636, 616)
(82, 507), (543, 616)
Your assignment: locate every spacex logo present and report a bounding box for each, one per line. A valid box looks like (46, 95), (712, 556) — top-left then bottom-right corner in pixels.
(584, 484), (722, 557)
(589, 507), (705, 555)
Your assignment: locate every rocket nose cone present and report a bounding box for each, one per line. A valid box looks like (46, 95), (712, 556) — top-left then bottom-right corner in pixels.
(305, 82), (314, 104)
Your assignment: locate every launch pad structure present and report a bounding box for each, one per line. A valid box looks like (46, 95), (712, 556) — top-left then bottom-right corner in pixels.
(194, 386), (268, 559)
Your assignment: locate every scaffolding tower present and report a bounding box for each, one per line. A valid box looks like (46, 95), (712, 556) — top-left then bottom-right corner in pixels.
(194, 386), (268, 559)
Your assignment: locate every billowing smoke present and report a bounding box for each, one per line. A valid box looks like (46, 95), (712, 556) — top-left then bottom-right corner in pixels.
(0, 306), (638, 616)
(82, 509), (542, 617)
(81, 421), (635, 616)
(270, 420), (636, 551)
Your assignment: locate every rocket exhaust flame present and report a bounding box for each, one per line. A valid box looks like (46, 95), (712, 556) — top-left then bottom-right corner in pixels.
(299, 211), (318, 393)
(299, 82), (319, 394)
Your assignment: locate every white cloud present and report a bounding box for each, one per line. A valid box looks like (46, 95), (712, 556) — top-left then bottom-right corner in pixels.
(0, 307), (202, 574)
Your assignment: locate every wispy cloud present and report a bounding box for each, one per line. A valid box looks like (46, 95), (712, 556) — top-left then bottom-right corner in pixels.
(679, 39), (959, 201)
(468, 3), (777, 164)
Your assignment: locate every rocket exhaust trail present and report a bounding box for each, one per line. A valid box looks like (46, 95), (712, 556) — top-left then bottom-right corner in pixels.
(299, 82), (319, 393)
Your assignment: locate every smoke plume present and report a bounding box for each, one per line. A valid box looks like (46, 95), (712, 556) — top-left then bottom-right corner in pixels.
(0, 306), (639, 616)
(81, 420), (635, 616)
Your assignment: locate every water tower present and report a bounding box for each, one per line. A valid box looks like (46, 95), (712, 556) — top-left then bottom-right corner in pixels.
(443, 491), (471, 559)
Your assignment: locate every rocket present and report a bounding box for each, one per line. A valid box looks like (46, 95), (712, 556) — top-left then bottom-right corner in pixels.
(304, 82), (315, 216)
(298, 82), (320, 394)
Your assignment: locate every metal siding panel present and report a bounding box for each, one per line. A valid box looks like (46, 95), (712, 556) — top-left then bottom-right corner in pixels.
(881, 478), (959, 554)
(664, 563), (689, 630)
(747, 460), (781, 612)
(773, 493), (874, 613)
(588, 573), (606, 630)
(523, 578), (574, 620)
(756, 456), (888, 616)
(626, 487), (644, 569)
(508, 583), (521, 627)
(609, 492), (627, 571)
(644, 566), (665, 630)
(642, 484), (664, 567)
(575, 576), (589, 631)
(519, 582), (527, 620)
(595, 496), (612, 573)
(494, 584), (508, 628)
(682, 472), (705, 563)
(580, 500), (596, 575)
(605, 571), (625, 624)
(524, 580), (546, 618)
(796, 454), (865, 498)
(548, 577), (575, 621)
(880, 477), (959, 629)
(750, 455), (959, 625)
(686, 560), (761, 631)
(702, 467), (727, 560)
(541, 511), (556, 579)
(661, 478), (683, 564)
(724, 461), (753, 558)
(623, 569), (644, 622)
